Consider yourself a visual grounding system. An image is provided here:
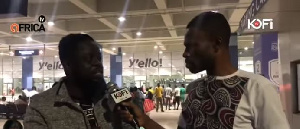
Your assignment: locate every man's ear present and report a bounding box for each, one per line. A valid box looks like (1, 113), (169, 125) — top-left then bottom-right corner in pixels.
(212, 37), (222, 53)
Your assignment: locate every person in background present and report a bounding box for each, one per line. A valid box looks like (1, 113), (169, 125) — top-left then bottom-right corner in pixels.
(144, 88), (155, 114)
(161, 85), (166, 106)
(3, 119), (23, 129)
(14, 95), (27, 105)
(148, 87), (154, 96)
(30, 87), (39, 96)
(24, 34), (135, 129)
(0, 97), (7, 105)
(10, 88), (15, 100)
(173, 86), (181, 110)
(154, 83), (164, 112)
(179, 84), (186, 107)
(164, 84), (172, 110)
(130, 87), (145, 113)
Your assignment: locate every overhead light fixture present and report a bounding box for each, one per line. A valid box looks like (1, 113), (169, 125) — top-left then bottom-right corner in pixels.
(26, 37), (32, 42)
(252, 42), (254, 44)
(123, 53), (126, 55)
(47, 22), (55, 26)
(39, 50), (44, 54)
(118, 17), (126, 22)
(136, 32), (142, 36)
(244, 47), (248, 50)
(154, 45), (158, 49)
(9, 51), (14, 56)
(159, 51), (163, 54)
(239, 52), (243, 55)
(54, 55), (58, 58)
(112, 47), (116, 51)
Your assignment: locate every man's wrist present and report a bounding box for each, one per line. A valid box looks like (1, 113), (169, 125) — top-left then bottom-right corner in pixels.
(140, 114), (151, 127)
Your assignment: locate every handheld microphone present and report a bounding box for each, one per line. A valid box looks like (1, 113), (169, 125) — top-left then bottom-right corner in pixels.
(106, 83), (140, 128)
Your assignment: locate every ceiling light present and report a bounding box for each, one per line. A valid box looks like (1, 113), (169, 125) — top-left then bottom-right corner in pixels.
(252, 42), (254, 44)
(154, 45), (158, 49)
(47, 22), (55, 26)
(239, 52), (243, 55)
(244, 47), (248, 50)
(39, 50), (44, 54)
(26, 37), (32, 42)
(159, 51), (163, 54)
(112, 48), (116, 51)
(9, 51), (14, 56)
(118, 17), (126, 22)
(136, 32), (142, 36)
(123, 53), (126, 55)
(54, 55), (58, 58)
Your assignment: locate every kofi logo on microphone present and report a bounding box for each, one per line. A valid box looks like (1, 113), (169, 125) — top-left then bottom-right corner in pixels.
(111, 88), (131, 104)
(10, 15), (46, 33)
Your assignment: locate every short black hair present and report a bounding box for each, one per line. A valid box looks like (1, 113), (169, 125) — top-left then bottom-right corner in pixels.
(187, 11), (231, 46)
(2, 97), (6, 101)
(59, 34), (95, 62)
(3, 119), (23, 129)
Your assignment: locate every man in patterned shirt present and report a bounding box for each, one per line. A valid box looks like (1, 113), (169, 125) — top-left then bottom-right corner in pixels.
(118, 12), (290, 129)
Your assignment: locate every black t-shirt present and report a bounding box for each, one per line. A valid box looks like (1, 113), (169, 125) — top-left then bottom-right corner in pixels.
(79, 103), (99, 129)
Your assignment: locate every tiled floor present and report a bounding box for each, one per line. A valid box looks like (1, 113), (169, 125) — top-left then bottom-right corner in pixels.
(0, 109), (180, 129)
(149, 109), (181, 129)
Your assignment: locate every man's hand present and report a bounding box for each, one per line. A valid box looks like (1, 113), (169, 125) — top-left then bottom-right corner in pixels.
(118, 101), (149, 127)
(118, 101), (165, 129)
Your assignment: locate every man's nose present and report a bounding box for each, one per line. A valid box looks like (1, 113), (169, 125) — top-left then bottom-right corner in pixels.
(182, 51), (190, 58)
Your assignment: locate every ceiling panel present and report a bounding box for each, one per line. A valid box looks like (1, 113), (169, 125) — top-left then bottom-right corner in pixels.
(32, 34), (64, 43)
(0, 0), (252, 56)
(125, 30), (171, 39)
(106, 15), (165, 29)
(66, 19), (111, 31)
(28, 2), (87, 16)
(97, 0), (157, 12)
(29, 0), (69, 3)
(89, 32), (126, 41)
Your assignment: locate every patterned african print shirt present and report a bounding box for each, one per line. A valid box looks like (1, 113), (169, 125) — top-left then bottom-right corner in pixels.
(179, 70), (290, 129)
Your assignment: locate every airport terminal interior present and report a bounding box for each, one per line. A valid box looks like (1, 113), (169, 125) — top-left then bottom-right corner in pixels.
(0, 0), (299, 129)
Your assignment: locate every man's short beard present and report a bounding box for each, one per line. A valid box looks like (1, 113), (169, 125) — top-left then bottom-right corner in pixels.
(80, 77), (107, 99)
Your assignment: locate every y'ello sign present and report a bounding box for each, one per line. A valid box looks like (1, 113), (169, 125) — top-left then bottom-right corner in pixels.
(39, 61), (63, 70)
(129, 58), (162, 68)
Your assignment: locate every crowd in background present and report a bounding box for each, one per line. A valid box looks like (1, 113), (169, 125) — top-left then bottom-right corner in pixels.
(128, 83), (186, 115)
